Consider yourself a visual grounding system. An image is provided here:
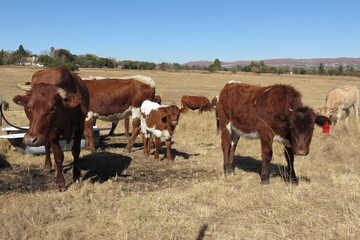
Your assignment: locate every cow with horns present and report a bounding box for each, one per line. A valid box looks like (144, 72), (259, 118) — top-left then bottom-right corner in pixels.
(13, 66), (90, 191)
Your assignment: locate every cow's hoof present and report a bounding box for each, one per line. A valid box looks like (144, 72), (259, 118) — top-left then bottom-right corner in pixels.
(73, 177), (83, 184)
(57, 184), (67, 192)
(224, 172), (235, 177)
(43, 166), (52, 173)
(123, 149), (131, 153)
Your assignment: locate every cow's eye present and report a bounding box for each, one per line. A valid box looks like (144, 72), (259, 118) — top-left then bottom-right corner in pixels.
(51, 106), (57, 112)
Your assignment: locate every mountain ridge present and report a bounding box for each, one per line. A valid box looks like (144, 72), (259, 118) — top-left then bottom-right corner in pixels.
(184, 57), (360, 68)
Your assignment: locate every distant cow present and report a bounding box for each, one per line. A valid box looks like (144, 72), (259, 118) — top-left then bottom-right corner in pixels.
(13, 66), (90, 191)
(320, 85), (359, 125)
(181, 95), (212, 113)
(82, 76), (156, 152)
(2, 100), (9, 111)
(216, 82), (330, 184)
(140, 100), (188, 161)
(113, 94), (162, 138)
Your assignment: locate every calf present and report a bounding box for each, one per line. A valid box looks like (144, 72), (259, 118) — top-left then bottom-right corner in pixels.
(320, 85), (359, 125)
(181, 95), (212, 113)
(140, 100), (188, 161)
(216, 82), (331, 184)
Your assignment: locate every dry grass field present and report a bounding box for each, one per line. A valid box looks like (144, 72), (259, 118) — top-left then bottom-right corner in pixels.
(0, 66), (360, 239)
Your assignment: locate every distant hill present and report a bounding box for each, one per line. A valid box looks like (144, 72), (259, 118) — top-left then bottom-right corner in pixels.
(184, 58), (360, 69)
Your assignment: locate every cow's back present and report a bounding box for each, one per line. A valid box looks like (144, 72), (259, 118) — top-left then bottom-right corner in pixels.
(218, 83), (303, 131)
(84, 78), (155, 116)
(326, 86), (359, 109)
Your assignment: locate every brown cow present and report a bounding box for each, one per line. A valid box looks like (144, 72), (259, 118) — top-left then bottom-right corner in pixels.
(111, 93), (162, 138)
(2, 100), (9, 111)
(181, 95), (212, 113)
(13, 66), (90, 191)
(82, 76), (156, 152)
(140, 100), (188, 161)
(216, 82), (331, 184)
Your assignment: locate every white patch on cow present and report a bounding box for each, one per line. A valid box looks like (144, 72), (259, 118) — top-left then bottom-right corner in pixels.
(226, 122), (260, 146)
(273, 135), (292, 147)
(82, 75), (156, 88)
(97, 106), (132, 122)
(141, 100), (161, 115)
(86, 111), (98, 121)
(227, 80), (241, 84)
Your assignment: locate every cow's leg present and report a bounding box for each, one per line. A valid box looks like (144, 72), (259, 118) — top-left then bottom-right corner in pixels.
(43, 139), (52, 172)
(124, 108), (141, 152)
(72, 128), (83, 183)
(284, 147), (298, 184)
(336, 106), (344, 125)
(108, 121), (118, 136)
(354, 103), (359, 122)
(221, 127), (233, 176)
(165, 139), (173, 162)
(124, 117), (130, 137)
(260, 138), (273, 185)
(154, 136), (161, 161)
(51, 138), (66, 191)
(344, 109), (350, 123)
(83, 118), (95, 152)
(142, 133), (150, 158)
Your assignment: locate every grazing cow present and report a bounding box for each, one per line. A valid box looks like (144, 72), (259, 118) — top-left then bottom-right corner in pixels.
(82, 76), (156, 152)
(112, 94), (162, 138)
(13, 66), (90, 191)
(216, 82), (331, 184)
(320, 85), (359, 125)
(140, 100), (188, 161)
(2, 100), (9, 111)
(181, 95), (212, 113)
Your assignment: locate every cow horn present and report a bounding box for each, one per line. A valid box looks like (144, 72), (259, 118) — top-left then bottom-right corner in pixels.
(17, 84), (32, 91)
(57, 88), (67, 99)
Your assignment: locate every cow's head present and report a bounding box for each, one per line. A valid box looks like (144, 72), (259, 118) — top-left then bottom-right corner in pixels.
(276, 107), (331, 156)
(13, 83), (82, 146)
(161, 105), (189, 127)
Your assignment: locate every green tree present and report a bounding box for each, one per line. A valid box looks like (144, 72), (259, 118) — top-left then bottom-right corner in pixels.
(208, 58), (222, 72)
(337, 65), (344, 75)
(318, 63), (325, 75)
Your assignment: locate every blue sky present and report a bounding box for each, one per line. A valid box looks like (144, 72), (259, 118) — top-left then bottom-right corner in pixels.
(1, 0), (359, 63)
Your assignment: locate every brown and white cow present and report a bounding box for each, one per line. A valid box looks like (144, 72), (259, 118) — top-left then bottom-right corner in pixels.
(320, 85), (359, 125)
(111, 93), (162, 138)
(140, 100), (188, 161)
(211, 96), (219, 108)
(216, 82), (331, 184)
(13, 66), (90, 191)
(82, 76), (156, 152)
(181, 95), (212, 113)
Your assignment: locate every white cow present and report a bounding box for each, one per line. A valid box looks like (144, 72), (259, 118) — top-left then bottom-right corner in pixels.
(321, 85), (359, 125)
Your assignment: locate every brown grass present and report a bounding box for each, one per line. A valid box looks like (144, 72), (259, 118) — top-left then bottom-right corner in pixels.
(1, 66), (360, 239)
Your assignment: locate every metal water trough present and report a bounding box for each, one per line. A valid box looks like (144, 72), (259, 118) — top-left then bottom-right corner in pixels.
(0, 125), (107, 155)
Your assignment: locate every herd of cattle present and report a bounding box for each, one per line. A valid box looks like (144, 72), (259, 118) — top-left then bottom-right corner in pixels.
(8, 66), (360, 191)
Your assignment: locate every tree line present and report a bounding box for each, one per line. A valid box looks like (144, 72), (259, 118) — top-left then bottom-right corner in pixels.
(1, 45), (359, 77)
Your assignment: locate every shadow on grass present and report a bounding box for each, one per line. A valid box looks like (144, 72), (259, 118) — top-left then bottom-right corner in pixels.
(64, 152), (132, 183)
(234, 155), (311, 183)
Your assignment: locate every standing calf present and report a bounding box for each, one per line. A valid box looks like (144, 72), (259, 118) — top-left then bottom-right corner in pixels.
(140, 100), (188, 161)
(216, 82), (331, 185)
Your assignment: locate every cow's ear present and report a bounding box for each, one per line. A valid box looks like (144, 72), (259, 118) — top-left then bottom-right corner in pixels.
(63, 93), (82, 108)
(180, 107), (189, 114)
(13, 95), (29, 106)
(315, 115), (332, 126)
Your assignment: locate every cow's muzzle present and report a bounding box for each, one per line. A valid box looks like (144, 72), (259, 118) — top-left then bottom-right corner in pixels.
(23, 133), (44, 147)
(294, 148), (309, 156)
